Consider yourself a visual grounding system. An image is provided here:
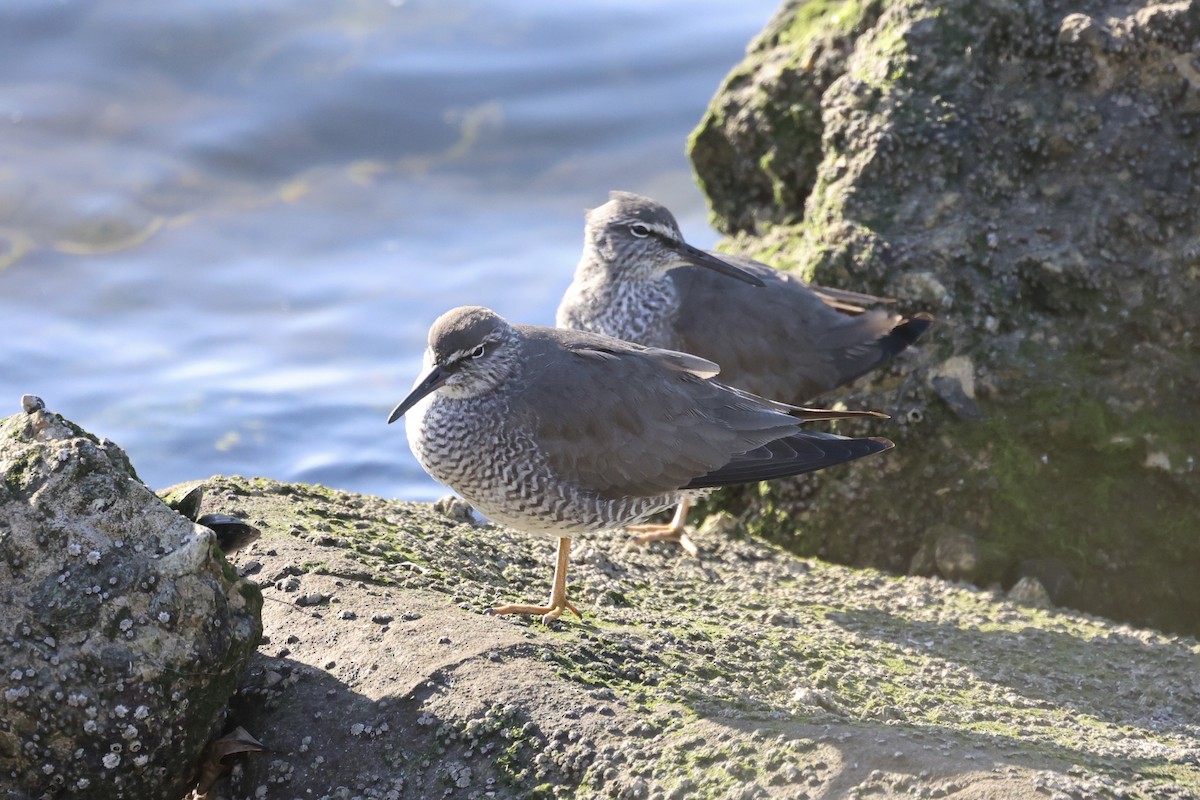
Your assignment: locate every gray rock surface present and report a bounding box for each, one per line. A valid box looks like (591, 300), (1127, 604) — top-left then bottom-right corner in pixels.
(181, 475), (1200, 800)
(933, 527), (979, 583)
(1014, 558), (1077, 606)
(0, 403), (261, 799)
(1008, 575), (1054, 609)
(686, 0), (1200, 637)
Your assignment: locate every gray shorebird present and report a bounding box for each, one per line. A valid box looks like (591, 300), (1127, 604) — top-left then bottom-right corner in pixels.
(557, 191), (932, 550)
(388, 306), (893, 623)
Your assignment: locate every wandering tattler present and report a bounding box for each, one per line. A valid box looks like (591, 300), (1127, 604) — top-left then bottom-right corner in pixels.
(557, 191), (933, 550)
(388, 306), (893, 623)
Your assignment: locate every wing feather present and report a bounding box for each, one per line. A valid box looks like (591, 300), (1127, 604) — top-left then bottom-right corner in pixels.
(670, 255), (928, 403)
(685, 433), (893, 489)
(513, 327), (800, 499)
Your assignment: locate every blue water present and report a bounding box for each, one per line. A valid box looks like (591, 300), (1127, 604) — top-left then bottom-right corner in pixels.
(0, 0), (778, 501)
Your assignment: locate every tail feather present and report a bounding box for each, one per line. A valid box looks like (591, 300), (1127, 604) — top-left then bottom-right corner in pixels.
(811, 284), (896, 314)
(684, 433), (893, 489)
(828, 312), (934, 391)
(786, 406), (889, 422)
(879, 312), (934, 359)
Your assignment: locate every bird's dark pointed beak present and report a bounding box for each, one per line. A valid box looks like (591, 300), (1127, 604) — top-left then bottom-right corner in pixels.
(673, 241), (765, 287)
(387, 365), (448, 424)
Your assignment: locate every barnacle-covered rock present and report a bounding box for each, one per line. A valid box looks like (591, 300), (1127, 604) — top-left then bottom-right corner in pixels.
(0, 398), (262, 799)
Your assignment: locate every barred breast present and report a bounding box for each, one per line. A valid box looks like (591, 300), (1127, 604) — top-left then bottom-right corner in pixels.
(406, 384), (683, 537)
(556, 274), (678, 350)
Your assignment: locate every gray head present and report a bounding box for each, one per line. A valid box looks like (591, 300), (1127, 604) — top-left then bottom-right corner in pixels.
(583, 191), (763, 286)
(387, 306), (519, 423)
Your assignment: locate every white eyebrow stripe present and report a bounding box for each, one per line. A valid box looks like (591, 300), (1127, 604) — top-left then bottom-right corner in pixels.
(619, 219), (677, 238)
(447, 337), (500, 363)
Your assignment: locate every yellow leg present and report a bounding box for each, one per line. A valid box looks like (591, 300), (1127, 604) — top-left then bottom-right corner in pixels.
(488, 537), (582, 624)
(627, 499), (699, 557)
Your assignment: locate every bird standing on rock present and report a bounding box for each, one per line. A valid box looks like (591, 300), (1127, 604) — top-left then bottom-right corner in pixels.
(557, 191), (933, 549)
(388, 306), (893, 623)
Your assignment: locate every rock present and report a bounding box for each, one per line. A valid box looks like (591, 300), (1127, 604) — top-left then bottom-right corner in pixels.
(0, 404), (261, 799)
(1008, 575), (1054, 609)
(931, 373), (984, 421)
(434, 494), (476, 525)
(696, 510), (740, 538)
(909, 539), (937, 577)
(1014, 558), (1077, 606)
(688, 0), (1200, 638)
(790, 687), (842, 713)
(190, 476), (1199, 799)
(930, 356), (984, 421)
(1143, 451), (1172, 472)
(934, 526), (980, 582)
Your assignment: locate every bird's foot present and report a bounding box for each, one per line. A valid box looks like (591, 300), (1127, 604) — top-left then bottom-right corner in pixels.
(488, 537), (582, 624)
(487, 599), (581, 625)
(626, 523), (699, 558)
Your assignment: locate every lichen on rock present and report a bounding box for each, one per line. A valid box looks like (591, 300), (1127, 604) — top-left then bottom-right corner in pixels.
(0, 401), (261, 799)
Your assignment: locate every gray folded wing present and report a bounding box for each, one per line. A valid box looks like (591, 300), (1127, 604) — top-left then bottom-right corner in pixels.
(513, 327), (809, 500)
(684, 431), (893, 489)
(669, 255), (908, 403)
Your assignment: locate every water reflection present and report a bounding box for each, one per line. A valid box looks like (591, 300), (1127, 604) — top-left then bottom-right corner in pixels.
(0, 0), (777, 499)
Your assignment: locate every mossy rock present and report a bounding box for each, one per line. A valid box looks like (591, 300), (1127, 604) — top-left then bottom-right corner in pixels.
(182, 476), (1199, 799)
(687, 0), (1200, 636)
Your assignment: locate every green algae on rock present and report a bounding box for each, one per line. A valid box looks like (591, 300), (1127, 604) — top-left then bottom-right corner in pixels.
(687, 0), (1200, 637)
(189, 476), (1200, 799)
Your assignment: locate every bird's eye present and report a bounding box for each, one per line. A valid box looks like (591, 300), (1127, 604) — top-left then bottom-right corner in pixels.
(470, 345), (486, 359)
(628, 223), (650, 238)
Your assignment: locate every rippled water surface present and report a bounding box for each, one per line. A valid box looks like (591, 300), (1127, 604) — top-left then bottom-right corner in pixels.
(0, 0), (778, 499)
